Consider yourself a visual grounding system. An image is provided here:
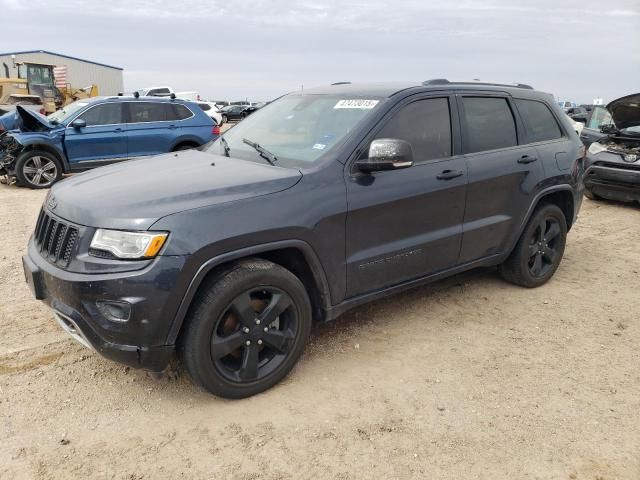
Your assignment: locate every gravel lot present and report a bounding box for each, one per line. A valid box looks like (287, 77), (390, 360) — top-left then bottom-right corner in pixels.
(1, 185), (639, 480)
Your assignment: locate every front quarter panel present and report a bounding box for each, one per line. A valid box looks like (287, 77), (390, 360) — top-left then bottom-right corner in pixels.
(149, 161), (348, 336)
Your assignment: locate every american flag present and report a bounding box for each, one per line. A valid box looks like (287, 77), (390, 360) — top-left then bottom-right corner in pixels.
(53, 66), (68, 88)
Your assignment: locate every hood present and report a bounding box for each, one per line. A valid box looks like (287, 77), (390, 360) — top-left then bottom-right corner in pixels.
(49, 149), (302, 230)
(607, 93), (640, 131)
(15, 106), (54, 132)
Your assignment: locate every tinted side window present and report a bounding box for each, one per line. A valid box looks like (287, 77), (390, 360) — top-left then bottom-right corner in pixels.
(373, 98), (452, 162)
(171, 104), (193, 120)
(197, 102), (211, 112)
(462, 97), (517, 153)
(129, 103), (167, 123)
(77, 103), (123, 126)
(515, 99), (563, 143)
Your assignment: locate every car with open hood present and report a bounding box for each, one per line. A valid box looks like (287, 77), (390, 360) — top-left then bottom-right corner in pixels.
(22, 80), (584, 398)
(0, 96), (217, 189)
(582, 93), (640, 203)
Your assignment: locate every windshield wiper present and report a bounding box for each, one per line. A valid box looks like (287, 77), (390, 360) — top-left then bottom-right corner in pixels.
(219, 135), (230, 157)
(242, 138), (277, 166)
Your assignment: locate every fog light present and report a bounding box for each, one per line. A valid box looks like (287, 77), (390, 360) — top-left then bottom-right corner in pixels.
(96, 300), (131, 323)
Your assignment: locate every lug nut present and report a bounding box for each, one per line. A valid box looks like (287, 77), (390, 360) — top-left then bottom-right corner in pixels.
(245, 340), (251, 346)
(257, 339), (263, 345)
(263, 327), (268, 332)
(243, 327), (250, 333)
(255, 319), (261, 325)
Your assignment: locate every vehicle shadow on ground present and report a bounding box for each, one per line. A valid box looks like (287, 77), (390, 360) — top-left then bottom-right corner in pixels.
(133, 265), (506, 401)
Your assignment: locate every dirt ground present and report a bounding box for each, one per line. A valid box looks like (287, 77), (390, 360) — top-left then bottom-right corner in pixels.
(0, 185), (639, 480)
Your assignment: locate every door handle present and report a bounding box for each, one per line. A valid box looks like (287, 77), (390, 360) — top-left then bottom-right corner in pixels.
(114, 127), (124, 133)
(436, 169), (464, 180)
(168, 124), (177, 129)
(517, 155), (538, 164)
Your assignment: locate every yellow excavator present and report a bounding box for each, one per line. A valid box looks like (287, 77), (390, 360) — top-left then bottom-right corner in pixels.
(0, 62), (98, 114)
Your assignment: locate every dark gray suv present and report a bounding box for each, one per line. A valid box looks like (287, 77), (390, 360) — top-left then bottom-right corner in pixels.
(22, 80), (585, 398)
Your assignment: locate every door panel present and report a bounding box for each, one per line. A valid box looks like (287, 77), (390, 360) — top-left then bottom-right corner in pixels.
(345, 95), (466, 298)
(459, 145), (543, 263)
(346, 158), (467, 297)
(64, 103), (127, 164)
(126, 102), (178, 158)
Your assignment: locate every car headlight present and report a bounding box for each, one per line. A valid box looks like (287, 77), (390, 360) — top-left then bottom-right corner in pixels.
(587, 142), (607, 156)
(90, 229), (168, 259)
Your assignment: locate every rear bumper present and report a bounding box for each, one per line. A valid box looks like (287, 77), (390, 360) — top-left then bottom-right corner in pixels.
(584, 164), (640, 203)
(23, 240), (187, 372)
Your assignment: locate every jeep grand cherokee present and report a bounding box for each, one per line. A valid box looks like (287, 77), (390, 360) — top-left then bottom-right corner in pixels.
(23, 80), (585, 398)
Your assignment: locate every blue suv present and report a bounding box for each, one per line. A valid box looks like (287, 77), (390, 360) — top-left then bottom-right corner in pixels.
(0, 96), (218, 188)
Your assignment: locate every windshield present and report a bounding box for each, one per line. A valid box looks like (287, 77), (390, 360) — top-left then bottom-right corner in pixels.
(206, 93), (383, 168)
(586, 106), (614, 131)
(47, 100), (91, 125)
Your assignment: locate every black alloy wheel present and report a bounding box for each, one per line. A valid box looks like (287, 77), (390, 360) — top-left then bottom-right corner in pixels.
(526, 217), (562, 278)
(211, 287), (298, 383)
(499, 204), (567, 288)
(180, 259), (312, 398)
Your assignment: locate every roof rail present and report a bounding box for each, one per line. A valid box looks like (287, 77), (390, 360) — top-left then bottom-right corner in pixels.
(422, 78), (534, 89)
(331, 81), (352, 85)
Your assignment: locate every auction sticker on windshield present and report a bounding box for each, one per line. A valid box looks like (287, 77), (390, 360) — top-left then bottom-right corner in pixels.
(334, 99), (379, 109)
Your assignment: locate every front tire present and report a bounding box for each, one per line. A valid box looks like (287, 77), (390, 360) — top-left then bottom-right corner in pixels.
(15, 150), (62, 189)
(499, 204), (567, 288)
(179, 259), (312, 398)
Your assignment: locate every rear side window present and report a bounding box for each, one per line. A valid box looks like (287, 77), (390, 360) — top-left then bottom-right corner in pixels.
(171, 104), (193, 120)
(373, 98), (452, 162)
(515, 99), (563, 143)
(129, 103), (167, 123)
(77, 103), (123, 126)
(462, 97), (517, 153)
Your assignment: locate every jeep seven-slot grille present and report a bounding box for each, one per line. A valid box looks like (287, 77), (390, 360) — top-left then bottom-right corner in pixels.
(33, 209), (79, 267)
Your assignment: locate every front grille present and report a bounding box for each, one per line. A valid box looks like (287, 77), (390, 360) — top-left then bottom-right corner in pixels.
(33, 209), (79, 267)
(594, 161), (640, 172)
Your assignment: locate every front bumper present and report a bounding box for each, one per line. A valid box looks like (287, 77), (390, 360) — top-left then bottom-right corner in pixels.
(584, 163), (640, 203)
(23, 239), (187, 372)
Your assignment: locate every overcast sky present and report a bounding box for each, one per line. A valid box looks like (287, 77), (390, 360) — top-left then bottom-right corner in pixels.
(1, 0), (638, 103)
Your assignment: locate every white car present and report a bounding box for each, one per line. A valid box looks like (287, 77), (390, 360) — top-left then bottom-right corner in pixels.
(196, 101), (223, 126)
(565, 114), (584, 135)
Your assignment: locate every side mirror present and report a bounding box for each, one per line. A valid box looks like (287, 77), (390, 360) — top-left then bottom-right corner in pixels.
(356, 138), (414, 173)
(71, 118), (86, 129)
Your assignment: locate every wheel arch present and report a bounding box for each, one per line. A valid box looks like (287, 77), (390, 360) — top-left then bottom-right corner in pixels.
(166, 240), (333, 345)
(505, 185), (575, 259)
(19, 143), (69, 173)
(170, 139), (201, 151)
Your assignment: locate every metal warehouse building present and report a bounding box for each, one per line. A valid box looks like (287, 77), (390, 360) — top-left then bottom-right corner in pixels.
(0, 50), (123, 96)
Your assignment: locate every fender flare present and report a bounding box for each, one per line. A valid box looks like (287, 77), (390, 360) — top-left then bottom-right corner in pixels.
(507, 184), (576, 256)
(165, 239), (333, 344)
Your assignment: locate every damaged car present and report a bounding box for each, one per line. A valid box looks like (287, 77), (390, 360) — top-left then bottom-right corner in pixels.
(583, 93), (640, 204)
(0, 97), (217, 189)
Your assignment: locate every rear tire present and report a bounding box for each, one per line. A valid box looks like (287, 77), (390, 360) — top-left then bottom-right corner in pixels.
(584, 188), (600, 201)
(221, 114), (228, 124)
(15, 150), (62, 189)
(499, 204), (567, 288)
(179, 259), (312, 398)
(173, 143), (196, 151)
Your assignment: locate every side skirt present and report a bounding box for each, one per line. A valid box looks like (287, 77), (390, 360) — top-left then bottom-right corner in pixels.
(322, 253), (504, 321)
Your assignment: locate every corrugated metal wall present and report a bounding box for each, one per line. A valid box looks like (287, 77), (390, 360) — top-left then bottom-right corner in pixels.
(0, 52), (123, 96)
